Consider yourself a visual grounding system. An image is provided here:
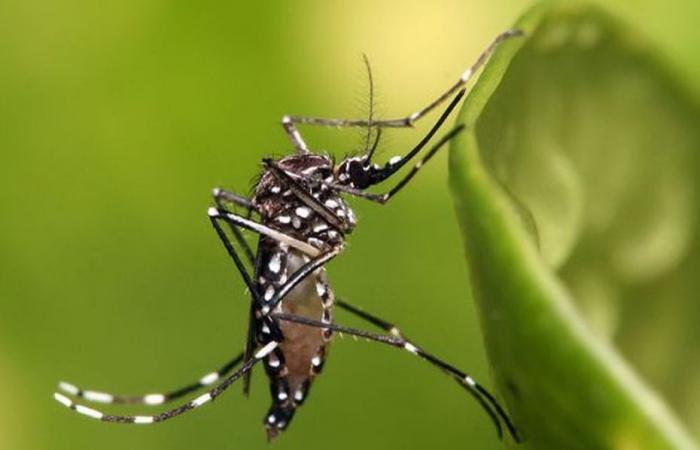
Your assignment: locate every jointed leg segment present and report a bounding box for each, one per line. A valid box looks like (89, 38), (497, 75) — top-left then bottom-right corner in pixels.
(54, 342), (278, 424)
(272, 312), (519, 442)
(57, 352), (245, 406)
(284, 30), (521, 130)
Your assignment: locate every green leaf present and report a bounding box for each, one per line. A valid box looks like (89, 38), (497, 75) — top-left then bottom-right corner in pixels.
(449, 2), (700, 449)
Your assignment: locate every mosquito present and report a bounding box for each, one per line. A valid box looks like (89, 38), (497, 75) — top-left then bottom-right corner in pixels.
(54, 29), (522, 442)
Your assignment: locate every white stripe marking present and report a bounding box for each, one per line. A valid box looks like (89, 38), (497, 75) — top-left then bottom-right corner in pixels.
(207, 207), (220, 217)
(268, 253), (281, 273)
(404, 343), (419, 354)
(389, 156), (402, 165)
(76, 404), (104, 419)
(315, 282), (326, 297)
(83, 390), (114, 404)
(192, 393), (212, 407)
(464, 376), (476, 387)
(58, 381), (79, 396)
(144, 393), (165, 405)
(255, 341), (278, 359)
(199, 372), (219, 386)
(324, 199), (339, 209)
(264, 285), (275, 301)
(268, 356), (280, 368)
(134, 416), (154, 424)
(461, 68), (473, 82)
(54, 392), (73, 408)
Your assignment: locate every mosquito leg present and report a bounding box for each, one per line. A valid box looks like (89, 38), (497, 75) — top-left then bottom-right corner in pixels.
(207, 194), (260, 394)
(335, 299), (406, 339)
(283, 88), (465, 206)
(281, 116), (310, 154)
(316, 123), (463, 206)
(262, 245), (343, 315)
(57, 352), (244, 406)
(286, 30), (522, 129)
(208, 207), (320, 257)
(212, 188), (257, 264)
(53, 342), (279, 424)
(374, 124), (464, 202)
(272, 313), (520, 442)
(212, 187), (256, 211)
(209, 213), (264, 305)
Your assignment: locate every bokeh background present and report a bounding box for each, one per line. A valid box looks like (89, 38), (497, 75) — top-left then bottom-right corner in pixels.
(0, 1), (698, 449)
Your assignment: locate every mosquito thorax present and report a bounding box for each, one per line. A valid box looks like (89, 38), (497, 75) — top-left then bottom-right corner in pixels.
(253, 153), (358, 243)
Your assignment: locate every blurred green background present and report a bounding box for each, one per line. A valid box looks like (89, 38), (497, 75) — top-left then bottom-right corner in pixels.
(0, 1), (698, 449)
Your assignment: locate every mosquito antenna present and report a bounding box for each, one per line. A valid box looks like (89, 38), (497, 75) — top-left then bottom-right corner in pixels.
(362, 53), (377, 162)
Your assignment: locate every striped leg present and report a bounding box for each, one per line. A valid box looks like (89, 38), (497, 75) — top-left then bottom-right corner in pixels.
(53, 342), (278, 424)
(284, 30), (522, 130)
(272, 313), (520, 443)
(209, 191), (258, 395)
(281, 116), (310, 154)
(212, 188), (257, 263)
(57, 352), (244, 406)
(328, 123), (465, 205)
(209, 207), (320, 258)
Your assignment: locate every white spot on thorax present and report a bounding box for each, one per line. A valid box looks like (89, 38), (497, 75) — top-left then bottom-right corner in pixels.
(295, 207), (311, 218)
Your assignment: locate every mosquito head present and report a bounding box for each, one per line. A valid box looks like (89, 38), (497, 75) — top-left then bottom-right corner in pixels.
(335, 155), (374, 190)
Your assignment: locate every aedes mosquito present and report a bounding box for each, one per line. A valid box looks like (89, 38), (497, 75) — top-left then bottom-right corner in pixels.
(54, 29), (522, 442)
